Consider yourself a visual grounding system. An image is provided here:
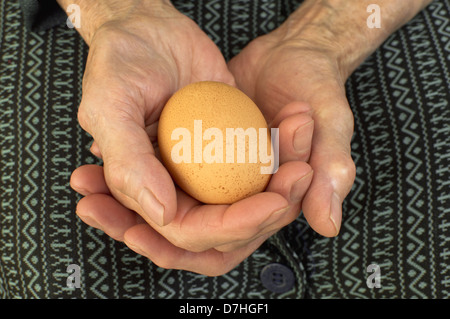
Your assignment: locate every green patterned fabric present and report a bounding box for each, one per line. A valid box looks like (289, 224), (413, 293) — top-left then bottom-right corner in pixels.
(0, 0), (449, 298)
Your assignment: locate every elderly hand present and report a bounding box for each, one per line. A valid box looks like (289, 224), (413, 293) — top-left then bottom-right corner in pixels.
(65, 0), (314, 276)
(228, 28), (355, 238)
(228, 0), (433, 237)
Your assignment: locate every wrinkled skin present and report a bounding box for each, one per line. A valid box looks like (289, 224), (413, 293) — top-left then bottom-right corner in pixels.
(70, 3), (315, 276)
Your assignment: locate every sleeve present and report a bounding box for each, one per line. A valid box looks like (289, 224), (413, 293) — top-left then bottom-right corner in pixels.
(19, 0), (66, 32)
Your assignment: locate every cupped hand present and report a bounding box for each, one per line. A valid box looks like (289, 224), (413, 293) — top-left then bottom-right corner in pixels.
(70, 3), (314, 276)
(228, 23), (356, 237)
(77, 3), (240, 226)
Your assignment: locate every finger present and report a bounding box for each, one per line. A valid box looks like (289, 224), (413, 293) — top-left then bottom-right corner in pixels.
(277, 114), (314, 163)
(70, 164), (110, 196)
(266, 161), (313, 205)
(268, 101), (312, 128)
(269, 102), (314, 163)
(91, 122), (160, 160)
(302, 95), (356, 237)
(76, 193), (143, 242)
(70, 162), (294, 254)
(160, 161), (312, 253)
(90, 121), (160, 159)
(161, 191), (290, 253)
(215, 161), (313, 253)
(213, 229), (277, 253)
(79, 96), (177, 227)
(124, 223), (270, 276)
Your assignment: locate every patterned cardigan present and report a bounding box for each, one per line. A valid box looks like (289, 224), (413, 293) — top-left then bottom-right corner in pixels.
(1, 0), (449, 299)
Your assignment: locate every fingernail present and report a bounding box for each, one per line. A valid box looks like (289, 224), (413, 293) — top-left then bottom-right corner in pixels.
(290, 170), (314, 202)
(138, 187), (165, 227)
(329, 192), (342, 236)
(293, 120), (314, 153)
(260, 206), (290, 229)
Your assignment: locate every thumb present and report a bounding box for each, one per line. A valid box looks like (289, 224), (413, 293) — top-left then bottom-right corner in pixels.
(302, 93), (356, 237)
(78, 105), (177, 227)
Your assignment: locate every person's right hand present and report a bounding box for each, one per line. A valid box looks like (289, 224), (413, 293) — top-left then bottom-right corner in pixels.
(67, 0), (314, 275)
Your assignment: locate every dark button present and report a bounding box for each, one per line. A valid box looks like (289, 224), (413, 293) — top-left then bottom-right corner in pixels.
(260, 263), (295, 294)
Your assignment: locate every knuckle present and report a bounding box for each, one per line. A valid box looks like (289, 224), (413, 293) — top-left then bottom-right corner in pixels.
(104, 160), (126, 187)
(77, 100), (103, 136)
(341, 157), (356, 181)
(329, 155), (356, 194)
(102, 159), (135, 200)
(333, 156), (356, 181)
(77, 105), (89, 132)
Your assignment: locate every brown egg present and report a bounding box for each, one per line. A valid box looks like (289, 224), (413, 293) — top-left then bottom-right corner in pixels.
(157, 81), (275, 204)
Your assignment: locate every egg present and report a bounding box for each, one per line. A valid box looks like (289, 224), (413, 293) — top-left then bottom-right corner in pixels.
(157, 81), (275, 204)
